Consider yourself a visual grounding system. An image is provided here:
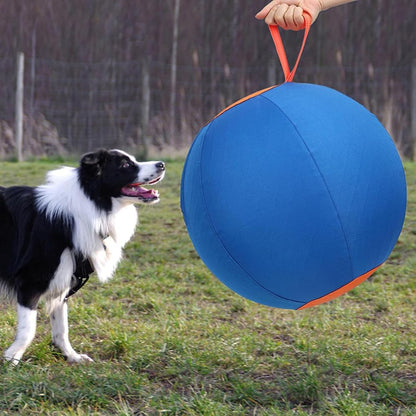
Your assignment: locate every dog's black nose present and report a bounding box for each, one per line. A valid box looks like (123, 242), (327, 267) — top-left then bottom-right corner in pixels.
(156, 162), (165, 171)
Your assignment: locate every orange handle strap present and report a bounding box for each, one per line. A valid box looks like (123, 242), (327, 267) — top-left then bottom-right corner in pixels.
(268, 12), (312, 82)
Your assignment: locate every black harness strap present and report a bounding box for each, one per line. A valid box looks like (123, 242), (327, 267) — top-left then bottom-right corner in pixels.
(65, 254), (94, 301)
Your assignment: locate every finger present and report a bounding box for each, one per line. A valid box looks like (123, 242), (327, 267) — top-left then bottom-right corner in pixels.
(282, 5), (298, 29)
(283, 5), (305, 30)
(267, 4), (289, 27)
(293, 6), (305, 29)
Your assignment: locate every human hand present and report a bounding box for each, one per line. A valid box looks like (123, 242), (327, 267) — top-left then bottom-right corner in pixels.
(255, 0), (323, 30)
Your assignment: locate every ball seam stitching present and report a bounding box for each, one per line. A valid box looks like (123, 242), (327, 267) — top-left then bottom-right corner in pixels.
(258, 93), (355, 284)
(198, 115), (305, 307)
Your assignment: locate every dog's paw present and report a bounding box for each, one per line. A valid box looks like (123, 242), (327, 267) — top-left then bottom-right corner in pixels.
(4, 349), (23, 366)
(66, 353), (94, 364)
(3, 355), (21, 366)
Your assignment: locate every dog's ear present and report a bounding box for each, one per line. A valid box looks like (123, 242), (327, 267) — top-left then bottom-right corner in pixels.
(80, 150), (108, 176)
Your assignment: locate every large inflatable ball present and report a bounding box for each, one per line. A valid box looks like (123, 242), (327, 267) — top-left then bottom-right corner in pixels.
(181, 82), (407, 310)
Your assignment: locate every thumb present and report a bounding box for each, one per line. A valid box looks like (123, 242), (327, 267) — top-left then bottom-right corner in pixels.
(255, 1), (280, 19)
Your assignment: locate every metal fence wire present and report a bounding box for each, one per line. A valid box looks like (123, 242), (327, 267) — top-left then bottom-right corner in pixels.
(0, 56), (412, 158)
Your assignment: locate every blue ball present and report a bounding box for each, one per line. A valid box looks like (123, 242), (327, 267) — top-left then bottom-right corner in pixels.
(181, 82), (407, 309)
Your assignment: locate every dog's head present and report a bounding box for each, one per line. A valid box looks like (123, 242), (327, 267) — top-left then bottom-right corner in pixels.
(79, 149), (165, 208)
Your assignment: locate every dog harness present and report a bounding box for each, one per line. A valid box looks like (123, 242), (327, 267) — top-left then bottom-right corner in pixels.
(65, 254), (94, 301)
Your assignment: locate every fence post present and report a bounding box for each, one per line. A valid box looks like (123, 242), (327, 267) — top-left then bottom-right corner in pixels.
(15, 52), (24, 162)
(412, 60), (416, 160)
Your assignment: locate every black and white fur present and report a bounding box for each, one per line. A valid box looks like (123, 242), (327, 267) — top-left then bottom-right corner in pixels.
(0, 149), (165, 364)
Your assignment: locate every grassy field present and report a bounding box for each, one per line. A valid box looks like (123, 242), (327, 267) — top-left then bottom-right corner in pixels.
(0, 158), (415, 415)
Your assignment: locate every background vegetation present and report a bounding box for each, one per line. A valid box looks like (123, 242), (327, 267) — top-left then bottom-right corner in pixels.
(0, 0), (415, 157)
(0, 158), (415, 415)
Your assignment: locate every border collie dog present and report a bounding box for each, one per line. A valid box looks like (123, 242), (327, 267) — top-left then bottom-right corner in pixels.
(0, 149), (165, 364)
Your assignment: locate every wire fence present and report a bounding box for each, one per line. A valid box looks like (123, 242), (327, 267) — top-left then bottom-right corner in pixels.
(0, 55), (414, 158)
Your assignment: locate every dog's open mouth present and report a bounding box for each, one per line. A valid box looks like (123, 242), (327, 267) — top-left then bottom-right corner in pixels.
(121, 176), (163, 202)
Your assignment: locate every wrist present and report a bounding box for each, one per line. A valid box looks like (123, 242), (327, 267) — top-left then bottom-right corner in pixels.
(317, 0), (326, 12)
(320, 0), (356, 11)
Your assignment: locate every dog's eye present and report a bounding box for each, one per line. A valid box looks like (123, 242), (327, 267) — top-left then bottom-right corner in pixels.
(121, 160), (131, 169)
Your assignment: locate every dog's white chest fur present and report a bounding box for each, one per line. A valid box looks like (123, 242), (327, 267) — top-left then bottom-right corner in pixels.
(36, 167), (138, 284)
(90, 200), (138, 282)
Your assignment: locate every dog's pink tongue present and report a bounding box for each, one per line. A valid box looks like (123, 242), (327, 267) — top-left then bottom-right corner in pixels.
(122, 185), (158, 199)
(139, 188), (158, 199)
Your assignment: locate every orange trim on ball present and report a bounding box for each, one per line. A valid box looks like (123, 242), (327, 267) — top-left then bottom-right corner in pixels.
(297, 265), (382, 310)
(213, 85), (277, 120)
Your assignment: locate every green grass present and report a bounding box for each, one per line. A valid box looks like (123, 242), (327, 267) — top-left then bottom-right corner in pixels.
(0, 158), (415, 415)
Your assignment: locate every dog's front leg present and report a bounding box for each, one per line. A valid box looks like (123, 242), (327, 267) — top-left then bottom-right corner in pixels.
(4, 304), (37, 365)
(49, 298), (93, 363)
